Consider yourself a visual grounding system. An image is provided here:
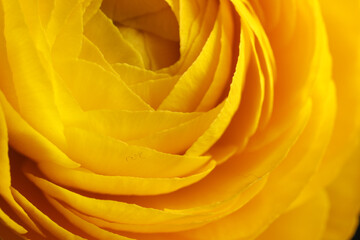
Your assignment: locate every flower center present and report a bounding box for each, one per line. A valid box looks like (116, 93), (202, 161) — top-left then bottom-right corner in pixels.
(101, 0), (180, 70)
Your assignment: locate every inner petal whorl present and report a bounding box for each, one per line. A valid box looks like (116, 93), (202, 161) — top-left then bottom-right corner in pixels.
(101, 0), (180, 70)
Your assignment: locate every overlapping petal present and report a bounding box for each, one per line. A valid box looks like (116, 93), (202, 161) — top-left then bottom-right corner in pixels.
(0, 0), (359, 239)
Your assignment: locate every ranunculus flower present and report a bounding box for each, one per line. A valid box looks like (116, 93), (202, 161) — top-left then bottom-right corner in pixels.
(0, 0), (359, 239)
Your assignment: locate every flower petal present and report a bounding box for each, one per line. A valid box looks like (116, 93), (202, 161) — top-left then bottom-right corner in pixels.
(37, 160), (215, 195)
(64, 126), (211, 177)
(257, 190), (330, 240)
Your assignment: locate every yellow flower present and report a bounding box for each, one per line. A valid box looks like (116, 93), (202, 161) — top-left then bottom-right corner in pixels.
(0, 0), (359, 239)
